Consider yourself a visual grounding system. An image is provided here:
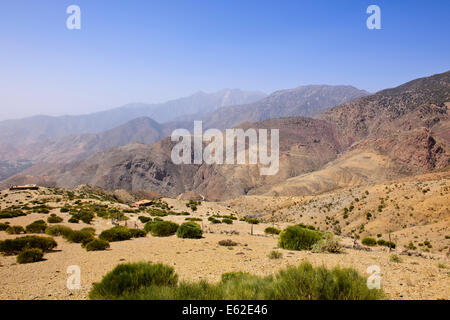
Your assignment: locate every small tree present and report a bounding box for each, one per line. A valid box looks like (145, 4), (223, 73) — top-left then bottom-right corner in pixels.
(246, 218), (259, 235)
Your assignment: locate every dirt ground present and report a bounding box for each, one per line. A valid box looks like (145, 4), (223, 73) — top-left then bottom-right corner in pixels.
(0, 189), (449, 300)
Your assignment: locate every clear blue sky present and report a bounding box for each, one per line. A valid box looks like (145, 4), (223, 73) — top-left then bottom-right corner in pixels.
(0, 0), (449, 120)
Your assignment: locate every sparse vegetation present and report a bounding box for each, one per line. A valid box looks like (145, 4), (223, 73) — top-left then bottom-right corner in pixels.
(0, 236), (57, 255)
(176, 222), (202, 239)
(390, 254), (402, 263)
(6, 225), (25, 235)
(268, 250), (283, 259)
(47, 214), (63, 223)
(89, 262), (384, 300)
(218, 239), (237, 247)
(85, 239), (110, 251)
(147, 221), (179, 237)
(45, 225), (73, 237)
(278, 225), (322, 251)
(264, 227), (281, 235)
(361, 237), (377, 247)
(25, 220), (47, 233)
(16, 248), (44, 264)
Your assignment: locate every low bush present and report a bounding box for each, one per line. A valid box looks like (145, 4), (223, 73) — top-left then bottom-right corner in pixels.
(390, 254), (402, 263)
(149, 221), (179, 237)
(278, 226), (322, 251)
(376, 239), (396, 249)
(99, 226), (133, 242)
(47, 214), (63, 224)
(16, 248), (44, 264)
(218, 239), (237, 247)
(68, 216), (79, 223)
(264, 227), (281, 235)
(222, 218), (233, 225)
(71, 210), (95, 224)
(0, 223), (9, 231)
(176, 222), (202, 239)
(89, 262), (178, 299)
(138, 216), (151, 223)
(0, 236), (57, 255)
(361, 237), (377, 247)
(185, 217), (202, 222)
(268, 250), (283, 259)
(128, 228), (147, 238)
(0, 209), (26, 219)
(65, 230), (94, 244)
(89, 262), (384, 300)
(25, 220), (47, 234)
(80, 227), (96, 235)
(85, 239), (110, 251)
(208, 217), (221, 224)
(311, 234), (343, 253)
(45, 225), (73, 237)
(6, 225), (25, 235)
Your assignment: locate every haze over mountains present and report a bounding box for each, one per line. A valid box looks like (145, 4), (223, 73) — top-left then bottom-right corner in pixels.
(0, 88), (267, 146)
(0, 85), (368, 177)
(2, 71), (448, 200)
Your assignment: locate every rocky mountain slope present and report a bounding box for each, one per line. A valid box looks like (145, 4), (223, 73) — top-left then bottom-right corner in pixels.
(2, 72), (449, 200)
(203, 85), (369, 130)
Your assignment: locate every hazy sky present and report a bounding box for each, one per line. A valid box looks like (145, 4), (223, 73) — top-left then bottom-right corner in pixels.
(0, 0), (449, 120)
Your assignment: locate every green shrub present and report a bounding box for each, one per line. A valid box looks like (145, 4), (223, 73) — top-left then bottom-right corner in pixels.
(16, 248), (44, 264)
(45, 225), (73, 237)
(376, 239), (396, 249)
(311, 234), (343, 253)
(68, 216), (79, 223)
(0, 209), (26, 219)
(89, 262), (178, 299)
(65, 230), (94, 244)
(278, 226), (322, 251)
(72, 210), (95, 224)
(0, 223), (9, 231)
(0, 236), (57, 255)
(6, 225), (25, 235)
(185, 217), (202, 222)
(390, 254), (402, 263)
(149, 221), (179, 237)
(47, 214), (63, 223)
(60, 207), (70, 213)
(90, 262), (384, 300)
(25, 220), (47, 233)
(128, 228), (147, 238)
(138, 216), (151, 223)
(208, 217), (221, 224)
(176, 222), (202, 239)
(264, 227), (281, 235)
(268, 250), (283, 259)
(144, 221), (158, 233)
(80, 227), (96, 235)
(222, 218), (233, 225)
(85, 239), (110, 251)
(99, 226), (133, 242)
(362, 237), (377, 246)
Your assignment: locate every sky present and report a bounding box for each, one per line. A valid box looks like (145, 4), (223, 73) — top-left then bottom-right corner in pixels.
(0, 0), (449, 120)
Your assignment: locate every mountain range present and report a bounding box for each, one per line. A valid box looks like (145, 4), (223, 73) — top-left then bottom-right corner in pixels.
(2, 71), (448, 200)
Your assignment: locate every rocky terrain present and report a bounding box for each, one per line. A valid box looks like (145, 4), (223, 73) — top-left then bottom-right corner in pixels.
(0, 183), (448, 300)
